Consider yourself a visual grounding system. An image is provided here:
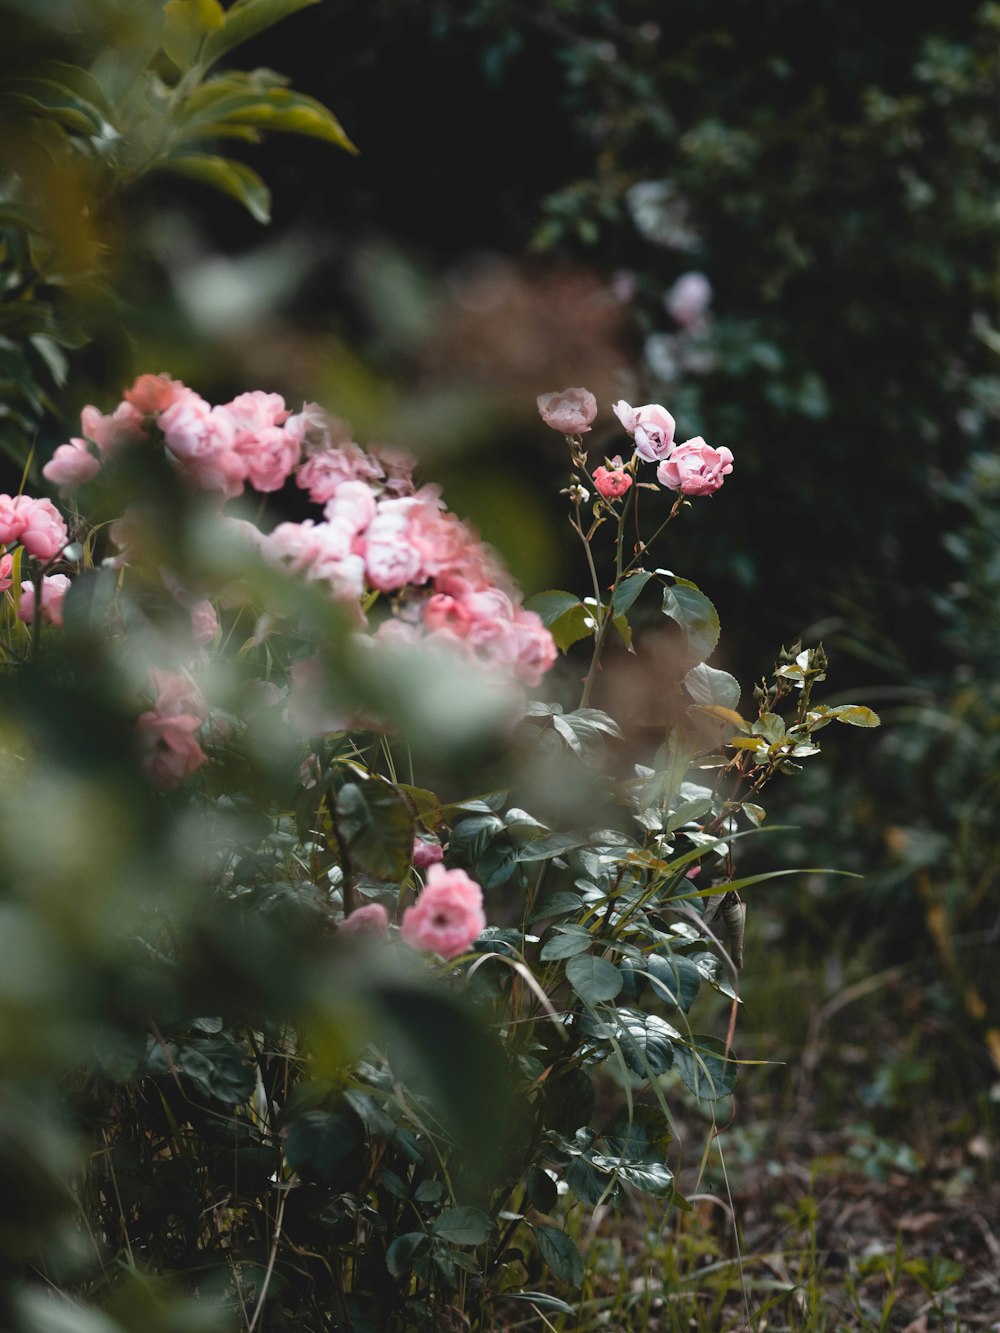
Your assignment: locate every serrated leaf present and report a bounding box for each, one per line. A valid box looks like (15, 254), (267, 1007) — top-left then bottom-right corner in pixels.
(335, 779), (413, 881)
(611, 570), (654, 617)
(565, 954), (622, 1004)
(661, 578), (721, 665)
(535, 1225), (584, 1288)
(161, 153), (271, 222)
(672, 1035), (737, 1100)
(432, 1205), (493, 1246)
(684, 662), (741, 710)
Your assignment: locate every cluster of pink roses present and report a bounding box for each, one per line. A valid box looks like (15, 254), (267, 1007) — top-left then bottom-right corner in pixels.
(340, 864), (485, 961)
(0, 494), (72, 626)
(536, 387), (734, 498)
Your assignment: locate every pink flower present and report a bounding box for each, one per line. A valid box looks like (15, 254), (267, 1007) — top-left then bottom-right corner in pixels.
(400, 864), (486, 960)
(190, 600), (219, 644)
(613, 400), (676, 463)
(15, 497), (69, 562)
(124, 373), (188, 416)
(17, 573), (71, 627)
(656, 437), (734, 496)
(593, 465), (633, 499)
(412, 837), (444, 869)
(223, 391), (288, 431)
(0, 554), (13, 592)
(80, 401), (144, 457)
(537, 387), (598, 435)
(42, 440), (101, 495)
(159, 393), (247, 499)
(339, 903), (390, 941)
(509, 608), (558, 686)
(0, 494), (28, 546)
(135, 710), (208, 790)
(148, 668), (209, 721)
(665, 272), (712, 327)
(234, 424), (301, 493)
(295, 443), (384, 503)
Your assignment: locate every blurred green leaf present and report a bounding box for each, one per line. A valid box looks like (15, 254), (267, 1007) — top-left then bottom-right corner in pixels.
(162, 0), (226, 72)
(160, 152), (271, 222)
(201, 0), (322, 69)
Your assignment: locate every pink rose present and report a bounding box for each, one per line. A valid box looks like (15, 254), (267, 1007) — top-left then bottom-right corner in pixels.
(613, 400), (676, 463)
(412, 837), (444, 869)
(43, 440), (102, 495)
(124, 373), (188, 416)
(509, 608), (558, 686)
(537, 387), (598, 435)
(17, 573), (71, 627)
(147, 668), (209, 721)
(665, 272), (712, 327)
(190, 600), (219, 645)
(295, 443), (384, 503)
(81, 401), (144, 457)
(656, 437), (734, 496)
(0, 554), (13, 592)
(223, 391), (288, 431)
(135, 710), (208, 790)
(0, 494), (28, 546)
(339, 903), (390, 941)
(160, 394), (247, 499)
(593, 465), (633, 499)
(15, 497), (69, 562)
(234, 424), (300, 493)
(400, 864), (486, 960)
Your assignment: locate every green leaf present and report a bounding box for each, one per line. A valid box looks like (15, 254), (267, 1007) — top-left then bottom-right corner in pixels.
(540, 930), (592, 961)
(8, 81), (108, 137)
(161, 153), (271, 222)
(661, 578), (721, 665)
(386, 1231), (431, 1278)
(335, 779), (413, 882)
(672, 1035), (737, 1100)
(611, 570), (654, 617)
(163, 0), (226, 72)
(684, 662), (741, 711)
(516, 831), (590, 862)
(432, 1205), (493, 1246)
(534, 1225), (584, 1288)
(214, 87), (357, 153)
(201, 0), (322, 69)
(827, 704), (881, 727)
(525, 589), (584, 625)
(177, 1036), (254, 1103)
(447, 813), (504, 869)
(646, 954), (702, 1011)
(524, 1164), (558, 1214)
(285, 1106), (364, 1183)
(500, 1292), (577, 1317)
(524, 590), (594, 652)
(565, 954), (623, 1004)
(614, 1010), (678, 1077)
(616, 1158), (674, 1197)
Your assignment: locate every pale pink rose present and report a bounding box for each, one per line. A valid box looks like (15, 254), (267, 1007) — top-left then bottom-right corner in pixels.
(364, 532), (423, 591)
(372, 617), (421, 647)
(261, 520), (323, 573)
(0, 494), (28, 545)
(148, 668), (209, 721)
(135, 710), (208, 790)
(160, 394), (247, 498)
(0, 554), (13, 592)
(613, 400), (676, 462)
(190, 600), (219, 644)
(369, 443), (417, 497)
(15, 497), (69, 561)
(235, 424), (300, 493)
(593, 465), (633, 499)
(656, 437), (734, 496)
(537, 387), (598, 435)
(43, 440), (101, 494)
(17, 573), (71, 627)
(510, 608), (558, 686)
(324, 479), (377, 534)
(295, 443), (384, 503)
(339, 903), (390, 941)
(400, 864), (486, 960)
(124, 373), (188, 416)
(223, 391), (288, 431)
(665, 272), (712, 327)
(423, 593), (472, 637)
(412, 837), (444, 869)
(80, 401), (144, 457)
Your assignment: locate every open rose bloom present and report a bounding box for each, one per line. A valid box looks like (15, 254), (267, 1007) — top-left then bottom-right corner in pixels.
(400, 865), (486, 959)
(537, 387), (598, 435)
(612, 400), (677, 462)
(657, 437), (734, 495)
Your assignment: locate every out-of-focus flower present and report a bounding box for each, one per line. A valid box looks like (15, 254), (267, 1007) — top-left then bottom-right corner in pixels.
(656, 438), (734, 495)
(135, 710), (209, 790)
(665, 271), (712, 327)
(42, 440), (102, 495)
(412, 837), (444, 869)
(17, 573), (71, 626)
(0, 554), (13, 592)
(400, 864), (486, 959)
(339, 903), (390, 941)
(612, 400), (676, 462)
(124, 373), (188, 416)
(190, 600), (220, 645)
(537, 387), (598, 435)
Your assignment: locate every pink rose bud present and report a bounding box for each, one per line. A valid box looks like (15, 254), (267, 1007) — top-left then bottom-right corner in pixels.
(656, 437), (734, 496)
(400, 864), (486, 960)
(593, 465), (633, 499)
(412, 837), (444, 869)
(613, 400), (676, 463)
(339, 903), (390, 941)
(537, 387), (598, 435)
